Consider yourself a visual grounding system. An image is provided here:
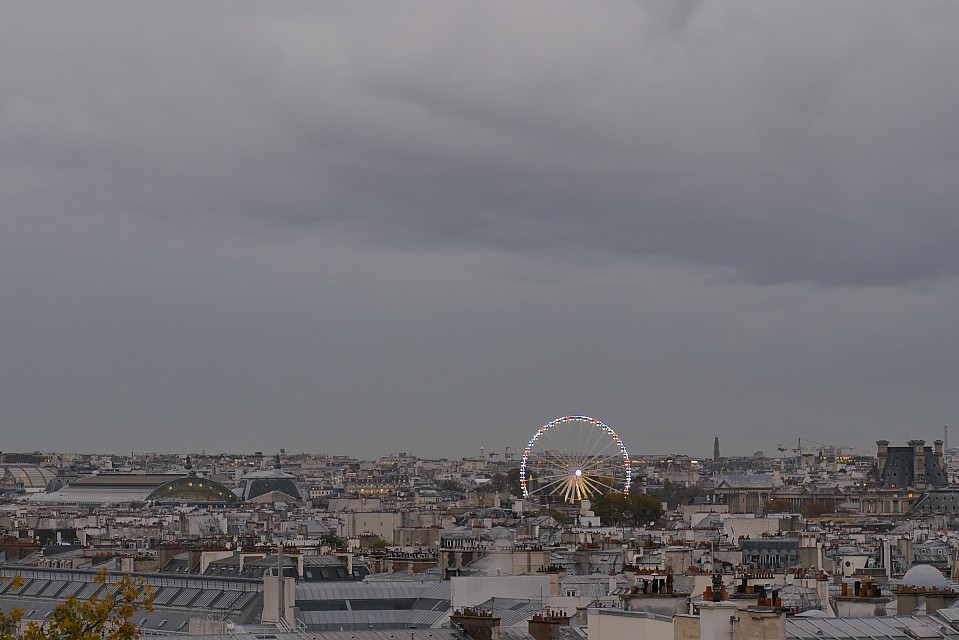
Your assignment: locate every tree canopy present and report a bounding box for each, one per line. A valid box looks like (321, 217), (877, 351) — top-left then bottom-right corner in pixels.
(0, 570), (154, 640)
(591, 492), (664, 527)
(764, 498), (794, 513)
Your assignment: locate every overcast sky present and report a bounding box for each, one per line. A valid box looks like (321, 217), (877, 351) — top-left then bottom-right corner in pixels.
(3, 1), (959, 459)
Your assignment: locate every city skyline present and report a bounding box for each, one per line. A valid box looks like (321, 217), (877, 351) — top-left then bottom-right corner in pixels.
(4, 433), (950, 463)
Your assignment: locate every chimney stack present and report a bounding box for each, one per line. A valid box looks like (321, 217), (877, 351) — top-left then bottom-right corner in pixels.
(528, 611), (571, 640)
(450, 610), (501, 640)
(876, 440), (889, 476)
(910, 440), (926, 486)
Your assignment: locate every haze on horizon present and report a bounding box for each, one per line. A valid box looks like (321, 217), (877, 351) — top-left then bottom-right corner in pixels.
(2, 2), (959, 460)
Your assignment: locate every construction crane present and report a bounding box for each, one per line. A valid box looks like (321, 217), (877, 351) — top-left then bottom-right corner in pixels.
(778, 438), (855, 462)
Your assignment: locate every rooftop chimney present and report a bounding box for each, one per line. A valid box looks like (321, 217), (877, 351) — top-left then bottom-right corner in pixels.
(450, 610), (501, 640)
(528, 611), (571, 640)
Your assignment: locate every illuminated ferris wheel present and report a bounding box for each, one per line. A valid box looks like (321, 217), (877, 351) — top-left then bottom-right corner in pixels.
(520, 416), (631, 502)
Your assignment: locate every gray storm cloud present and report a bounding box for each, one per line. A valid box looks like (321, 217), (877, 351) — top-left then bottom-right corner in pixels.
(1, 1), (958, 456)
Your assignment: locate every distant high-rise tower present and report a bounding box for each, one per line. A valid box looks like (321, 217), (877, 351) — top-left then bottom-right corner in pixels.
(713, 437), (721, 462)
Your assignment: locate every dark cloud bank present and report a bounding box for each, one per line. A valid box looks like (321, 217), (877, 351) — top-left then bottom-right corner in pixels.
(2, 2), (958, 457)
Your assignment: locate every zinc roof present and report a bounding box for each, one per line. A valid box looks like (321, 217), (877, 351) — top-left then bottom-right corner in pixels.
(787, 615), (959, 640)
(297, 582), (450, 601)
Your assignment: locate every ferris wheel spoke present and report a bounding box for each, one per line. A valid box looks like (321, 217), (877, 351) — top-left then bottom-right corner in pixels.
(589, 471), (624, 489)
(525, 447), (556, 461)
(530, 482), (568, 498)
(552, 444), (582, 464)
(533, 465), (571, 477)
(579, 478), (598, 500)
(580, 474), (620, 494)
(524, 454), (555, 469)
(584, 423), (613, 459)
(542, 449), (582, 473)
(580, 469), (621, 485)
(578, 462), (622, 481)
(526, 465), (570, 481)
(570, 449), (589, 470)
(573, 428), (599, 468)
(559, 449), (587, 470)
(577, 472), (603, 490)
(560, 423), (577, 464)
(532, 474), (574, 495)
(579, 453), (620, 470)
(577, 479), (605, 498)
(527, 448), (570, 464)
(583, 434), (620, 462)
(535, 470), (574, 486)
(525, 452), (570, 471)
(583, 451), (626, 470)
(570, 419), (588, 461)
(577, 473), (614, 490)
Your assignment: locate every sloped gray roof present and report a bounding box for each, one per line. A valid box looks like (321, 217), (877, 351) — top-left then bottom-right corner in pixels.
(0, 565), (263, 627)
(472, 597), (543, 628)
(294, 580), (451, 631)
(787, 615), (959, 640)
(299, 610), (415, 629)
(297, 582), (450, 601)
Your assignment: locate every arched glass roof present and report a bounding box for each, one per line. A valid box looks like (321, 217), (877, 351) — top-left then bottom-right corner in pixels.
(0, 464), (56, 490)
(146, 476), (238, 504)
